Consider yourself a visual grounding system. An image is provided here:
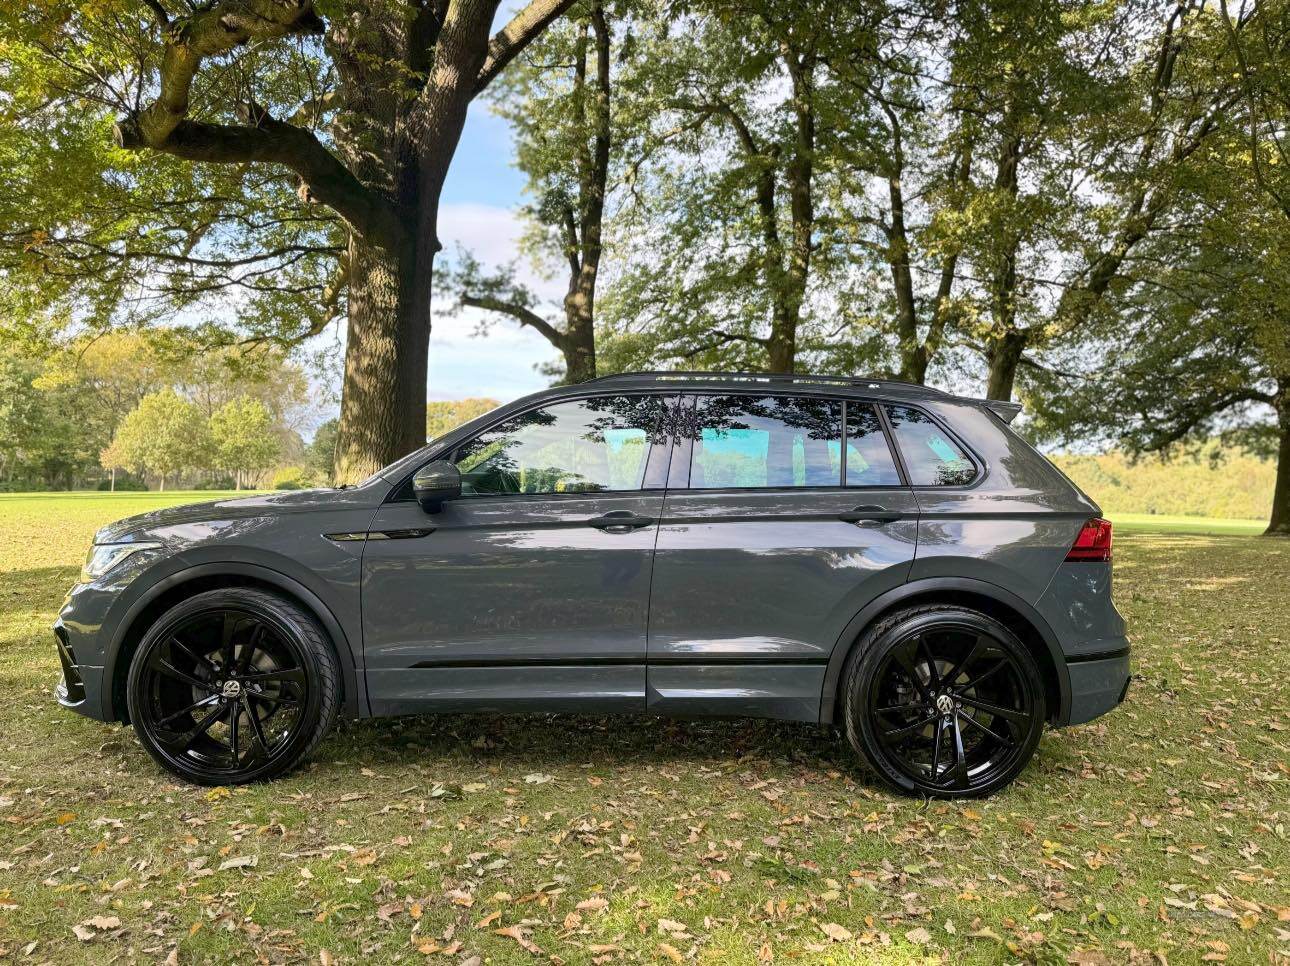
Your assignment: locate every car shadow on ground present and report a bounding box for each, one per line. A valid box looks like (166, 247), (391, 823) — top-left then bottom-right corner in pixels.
(322, 711), (854, 773)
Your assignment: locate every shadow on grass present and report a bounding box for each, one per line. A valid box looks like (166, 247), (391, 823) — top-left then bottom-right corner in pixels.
(324, 711), (850, 772)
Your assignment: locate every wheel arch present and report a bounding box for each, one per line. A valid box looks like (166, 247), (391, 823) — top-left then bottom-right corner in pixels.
(105, 563), (364, 724)
(820, 578), (1069, 726)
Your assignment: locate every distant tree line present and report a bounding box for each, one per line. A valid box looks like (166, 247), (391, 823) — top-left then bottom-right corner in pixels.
(0, 334), (318, 491)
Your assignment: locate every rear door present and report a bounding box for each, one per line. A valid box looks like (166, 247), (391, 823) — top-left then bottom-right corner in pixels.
(647, 393), (919, 722)
(361, 393), (672, 715)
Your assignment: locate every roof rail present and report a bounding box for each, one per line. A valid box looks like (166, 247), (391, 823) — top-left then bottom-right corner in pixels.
(583, 371), (949, 394)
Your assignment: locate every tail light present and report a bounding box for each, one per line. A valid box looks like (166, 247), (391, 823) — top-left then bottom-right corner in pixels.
(1066, 517), (1113, 562)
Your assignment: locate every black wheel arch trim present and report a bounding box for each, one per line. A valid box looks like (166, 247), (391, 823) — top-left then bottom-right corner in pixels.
(819, 577), (1071, 726)
(103, 561), (365, 722)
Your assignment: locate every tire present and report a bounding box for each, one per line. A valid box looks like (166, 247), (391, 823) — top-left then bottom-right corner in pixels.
(126, 588), (340, 785)
(841, 605), (1046, 798)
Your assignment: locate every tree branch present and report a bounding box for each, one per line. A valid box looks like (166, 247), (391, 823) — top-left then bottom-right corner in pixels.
(475, 0), (579, 94)
(118, 0), (323, 150)
(118, 116), (403, 244)
(461, 294), (566, 348)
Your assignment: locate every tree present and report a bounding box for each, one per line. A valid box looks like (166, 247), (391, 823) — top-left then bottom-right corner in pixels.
(210, 397), (281, 489)
(305, 418), (340, 485)
(442, 0), (624, 383)
(427, 397), (501, 438)
(107, 390), (213, 491)
(600, 0), (844, 373)
(6, 0), (578, 483)
(1030, 0), (1290, 536)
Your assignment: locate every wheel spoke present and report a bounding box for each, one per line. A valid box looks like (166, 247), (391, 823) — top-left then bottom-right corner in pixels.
(150, 652), (213, 692)
(946, 713), (969, 789)
(957, 659), (1009, 693)
(880, 712), (938, 745)
(241, 696), (271, 764)
(236, 623), (265, 677)
(170, 637), (216, 676)
(219, 613), (239, 673)
(930, 716), (946, 780)
(960, 711), (1011, 745)
(240, 666), (306, 688)
(891, 644), (933, 703)
(156, 702), (224, 754)
(246, 689), (299, 710)
(943, 636), (984, 688)
(227, 701), (240, 765)
(915, 635), (941, 689)
(155, 694), (219, 728)
(958, 695), (1029, 725)
(875, 701), (926, 716)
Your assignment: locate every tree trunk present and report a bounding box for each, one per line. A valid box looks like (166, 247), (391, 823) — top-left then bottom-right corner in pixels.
(1267, 389), (1290, 536)
(159, 473), (165, 492)
(985, 330), (1027, 401)
(562, 313), (597, 383)
(334, 233), (426, 482)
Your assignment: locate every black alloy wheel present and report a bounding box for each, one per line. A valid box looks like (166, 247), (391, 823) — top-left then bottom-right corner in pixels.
(127, 588), (339, 785)
(842, 605), (1045, 798)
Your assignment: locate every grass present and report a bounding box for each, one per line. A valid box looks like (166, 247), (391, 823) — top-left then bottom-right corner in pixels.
(0, 492), (1287, 964)
(1107, 513), (1269, 536)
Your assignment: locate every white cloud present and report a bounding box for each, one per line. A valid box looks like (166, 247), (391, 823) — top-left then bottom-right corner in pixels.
(429, 202), (562, 401)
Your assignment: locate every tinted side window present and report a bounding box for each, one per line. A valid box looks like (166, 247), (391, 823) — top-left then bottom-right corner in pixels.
(454, 395), (664, 495)
(884, 405), (975, 485)
(845, 403), (902, 486)
(688, 395), (841, 489)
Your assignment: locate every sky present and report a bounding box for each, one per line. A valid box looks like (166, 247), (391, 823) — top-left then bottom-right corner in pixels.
(420, 2), (562, 407)
(428, 107), (560, 405)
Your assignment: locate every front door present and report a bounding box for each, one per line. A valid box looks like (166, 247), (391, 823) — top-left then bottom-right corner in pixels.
(362, 393), (671, 715)
(648, 393), (920, 722)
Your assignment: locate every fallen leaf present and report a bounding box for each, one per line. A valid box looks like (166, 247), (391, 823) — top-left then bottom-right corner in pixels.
(219, 855), (258, 871)
(820, 923), (852, 942)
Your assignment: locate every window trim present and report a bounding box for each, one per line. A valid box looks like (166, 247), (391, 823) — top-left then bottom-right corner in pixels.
(387, 389), (678, 503)
(846, 400), (909, 489)
(880, 401), (983, 489)
(675, 392), (905, 494)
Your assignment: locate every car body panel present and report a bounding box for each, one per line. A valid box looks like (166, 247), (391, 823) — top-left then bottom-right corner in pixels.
(647, 488), (919, 720)
(53, 372), (1129, 744)
(360, 492), (665, 713)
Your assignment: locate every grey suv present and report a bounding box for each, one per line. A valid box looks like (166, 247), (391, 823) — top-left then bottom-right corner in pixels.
(54, 372), (1129, 798)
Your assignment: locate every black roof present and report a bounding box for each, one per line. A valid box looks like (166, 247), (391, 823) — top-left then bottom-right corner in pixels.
(581, 371), (1021, 421)
(583, 370), (944, 398)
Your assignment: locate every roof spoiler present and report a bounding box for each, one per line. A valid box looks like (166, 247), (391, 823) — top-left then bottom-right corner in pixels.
(982, 399), (1023, 424)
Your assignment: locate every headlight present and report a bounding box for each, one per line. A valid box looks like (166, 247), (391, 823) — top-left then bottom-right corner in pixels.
(81, 542), (161, 583)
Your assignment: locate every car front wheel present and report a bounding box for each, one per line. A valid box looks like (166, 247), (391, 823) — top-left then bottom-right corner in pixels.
(841, 605), (1046, 798)
(126, 588), (339, 785)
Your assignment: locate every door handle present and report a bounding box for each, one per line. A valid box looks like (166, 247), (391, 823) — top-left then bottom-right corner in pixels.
(587, 511), (656, 532)
(837, 505), (902, 524)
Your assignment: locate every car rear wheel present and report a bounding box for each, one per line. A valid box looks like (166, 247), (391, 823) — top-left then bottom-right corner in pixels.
(126, 588), (339, 785)
(841, 605), (1045, 798)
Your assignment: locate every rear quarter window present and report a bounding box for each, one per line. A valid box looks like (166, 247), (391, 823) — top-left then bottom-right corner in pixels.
(884, 405), (976, 486)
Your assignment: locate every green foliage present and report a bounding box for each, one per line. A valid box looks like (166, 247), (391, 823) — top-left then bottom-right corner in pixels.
(0, 3), (344, 349)
(426, 398), (501, 440)
(209, 397), (281, 487)
(1053, 446), (1276, 521)
(305, 418), (340, 485)
(271, 466), (310, 490)
(106, 390), (214, 489)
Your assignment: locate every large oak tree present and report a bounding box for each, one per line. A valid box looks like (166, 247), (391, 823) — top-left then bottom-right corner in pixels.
(7, 0), (575, 482)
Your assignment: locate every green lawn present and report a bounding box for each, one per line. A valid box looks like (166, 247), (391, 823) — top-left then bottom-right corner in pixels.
(0, 493), (1287, 964)
(1107, 512), (1269, 536)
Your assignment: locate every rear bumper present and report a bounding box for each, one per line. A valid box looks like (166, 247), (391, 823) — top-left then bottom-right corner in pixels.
(1061, 643), (1130, 726)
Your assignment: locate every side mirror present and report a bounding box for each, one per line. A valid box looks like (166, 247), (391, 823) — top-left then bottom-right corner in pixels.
(412, 461), (462, 513)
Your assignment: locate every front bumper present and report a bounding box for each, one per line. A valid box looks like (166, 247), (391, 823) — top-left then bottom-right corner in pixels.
(1063, 644), (1131, 725)
(53, 618), (109, 721)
